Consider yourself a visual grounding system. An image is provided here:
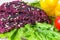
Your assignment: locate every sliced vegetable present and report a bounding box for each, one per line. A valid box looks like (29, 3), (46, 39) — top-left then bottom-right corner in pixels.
(0, 1), (51, 33)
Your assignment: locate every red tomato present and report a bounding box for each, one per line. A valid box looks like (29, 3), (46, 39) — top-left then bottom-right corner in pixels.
(55, 16), (60, 30)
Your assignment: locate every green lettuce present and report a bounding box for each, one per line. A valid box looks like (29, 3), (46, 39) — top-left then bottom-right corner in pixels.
(0, 22), (60, 40)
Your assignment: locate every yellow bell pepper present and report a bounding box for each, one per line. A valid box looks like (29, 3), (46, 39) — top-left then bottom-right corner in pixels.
(40, 0), (60, 17)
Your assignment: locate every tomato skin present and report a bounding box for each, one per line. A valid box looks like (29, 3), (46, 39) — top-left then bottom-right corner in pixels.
(55, 16), (60, 30)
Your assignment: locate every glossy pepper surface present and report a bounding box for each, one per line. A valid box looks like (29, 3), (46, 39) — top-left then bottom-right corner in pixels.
(40, 0), (60, 17)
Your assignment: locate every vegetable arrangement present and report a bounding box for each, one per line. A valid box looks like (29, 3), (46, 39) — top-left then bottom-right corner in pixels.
(0, 0), (60, 40)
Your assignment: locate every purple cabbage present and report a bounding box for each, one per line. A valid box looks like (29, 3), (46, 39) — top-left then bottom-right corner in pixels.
(0, 1), (51, 33)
